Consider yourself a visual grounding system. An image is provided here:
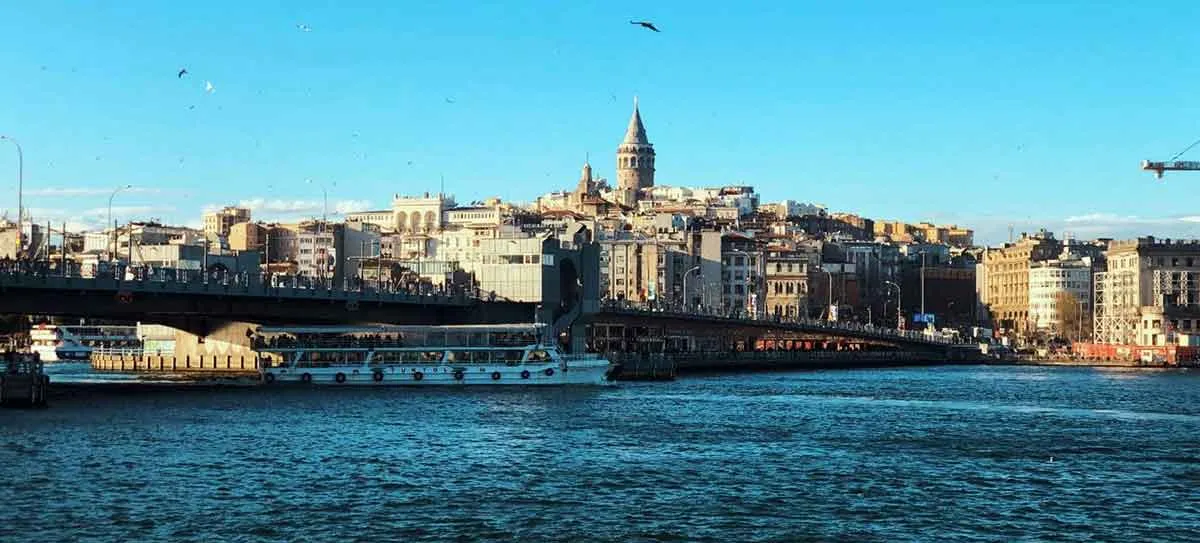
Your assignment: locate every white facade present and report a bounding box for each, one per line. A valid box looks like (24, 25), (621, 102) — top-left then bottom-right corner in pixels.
(1028, 257), (1093, 332)
(456, 236), (548, 302)
(444, 206), (502, 228)
(345, 210), (393, 231)
(435, 224), (527, 264)
(392, 193), (452, 234)
(771, 200), (826, 218)
(83, 232), (110, 254)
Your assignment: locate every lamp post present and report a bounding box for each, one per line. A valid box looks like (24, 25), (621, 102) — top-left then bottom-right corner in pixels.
(884, 280), (901, 330)
(813, 266), (834, 321)
(0, 135), (22, 232)
(681, 265), (700, 313)
(107, 184), (132, 261)
(306, 179), (329, 230)
(920, 251), (927, 326)
(725, 249), (761, 319)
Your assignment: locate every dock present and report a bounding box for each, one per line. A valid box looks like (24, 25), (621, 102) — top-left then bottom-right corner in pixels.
(2, 351), (49, 407)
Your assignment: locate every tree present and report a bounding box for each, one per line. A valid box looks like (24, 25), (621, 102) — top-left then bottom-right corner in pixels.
(1055, 291), (1091, 343)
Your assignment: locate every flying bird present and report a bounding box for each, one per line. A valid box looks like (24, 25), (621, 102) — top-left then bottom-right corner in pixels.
(204, 81), (215, 94)
(178, 68), (188, 78)
(297, 23), (312, 32)
(444, 97), (456, 104)
(630, 20), (660, 32)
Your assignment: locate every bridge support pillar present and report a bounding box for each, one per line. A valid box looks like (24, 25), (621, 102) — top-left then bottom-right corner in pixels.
(167, 319), (259, 362)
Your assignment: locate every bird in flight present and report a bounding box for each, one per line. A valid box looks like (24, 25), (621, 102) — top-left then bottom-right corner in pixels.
(444, 97), (456, 104)
(204, 81), (215, 94)
(630, 20), (660, 32)
(178, 68), (188, 78)
(297, 23), (312, 32)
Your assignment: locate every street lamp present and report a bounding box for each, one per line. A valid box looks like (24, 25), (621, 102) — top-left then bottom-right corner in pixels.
(306, 179), (329, 229)
(681, 265), (700, 312)
(919, 251), (927, 323)
(884, 280), (901, 329)
(813, 266), (834, 321)
(0, 135), (22, 230)
(726, 249), (761, 319)
(107, 184), (133, 261)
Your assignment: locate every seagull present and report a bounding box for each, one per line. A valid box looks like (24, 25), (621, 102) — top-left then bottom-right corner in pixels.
(205, 81), (215, 94)
(444, 97), (456, 104)
(297, 23), (312, 32)
(177, 68), (188, 78)
(630, 20), (660, 32)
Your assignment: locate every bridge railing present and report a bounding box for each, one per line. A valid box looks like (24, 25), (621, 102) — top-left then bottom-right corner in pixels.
(91, 347), (144, 357)
(0, 265), (476, 306)
(597, 299), (954, 345)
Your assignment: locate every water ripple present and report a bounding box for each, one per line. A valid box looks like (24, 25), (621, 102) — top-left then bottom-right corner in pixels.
(1, 365), (1198, 541)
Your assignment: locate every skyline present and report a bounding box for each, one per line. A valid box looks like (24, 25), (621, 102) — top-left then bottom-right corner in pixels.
(2, 1), (1200, 244)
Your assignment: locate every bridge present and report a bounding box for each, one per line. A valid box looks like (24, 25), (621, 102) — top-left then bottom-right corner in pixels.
(0, 268), (533, 326)
(2, 257), (971, 375)
(594, 303), (953, 350)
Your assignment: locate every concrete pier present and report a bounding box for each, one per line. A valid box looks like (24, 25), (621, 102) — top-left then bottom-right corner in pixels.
(91, 352), (260, 377)
(2, 352), (48, 407)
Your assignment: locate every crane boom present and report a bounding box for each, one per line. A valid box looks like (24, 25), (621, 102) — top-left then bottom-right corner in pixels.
(1142, 159), (1200, 178)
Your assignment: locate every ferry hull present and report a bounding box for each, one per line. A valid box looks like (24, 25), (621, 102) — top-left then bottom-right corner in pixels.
(262, 361), (615, 386)
(30, 346), (92, 363)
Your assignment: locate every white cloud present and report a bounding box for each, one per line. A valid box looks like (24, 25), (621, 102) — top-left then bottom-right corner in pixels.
(81, 205), (175, 217)
(25, 187), (162, 197)
(970, 212), (1200, 246)
(333, 200), (372, 214)
(234, 198), (373, 216)
(238, 199), (321, 213)
(1061, 213), (1190, 226)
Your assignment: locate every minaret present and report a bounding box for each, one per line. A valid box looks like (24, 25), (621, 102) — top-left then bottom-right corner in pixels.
(616, 97), (655, 206)
(577, 155), (593, 194)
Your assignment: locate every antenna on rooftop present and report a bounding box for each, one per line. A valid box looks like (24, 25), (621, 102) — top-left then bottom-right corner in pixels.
(1008, 224), (1014, 243)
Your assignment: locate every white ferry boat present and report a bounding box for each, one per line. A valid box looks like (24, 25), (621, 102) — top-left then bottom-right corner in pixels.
(253, 324), (616, 386)
(28, 324), (140, 362)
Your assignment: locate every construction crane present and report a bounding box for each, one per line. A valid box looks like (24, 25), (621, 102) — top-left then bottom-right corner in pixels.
(1141, 160), (1200, 179)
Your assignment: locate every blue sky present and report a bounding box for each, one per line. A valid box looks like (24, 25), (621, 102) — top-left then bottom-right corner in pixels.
(1, 1), (1199, 244)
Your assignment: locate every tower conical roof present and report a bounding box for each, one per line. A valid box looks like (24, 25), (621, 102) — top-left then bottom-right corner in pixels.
(623, 97), (649, 145)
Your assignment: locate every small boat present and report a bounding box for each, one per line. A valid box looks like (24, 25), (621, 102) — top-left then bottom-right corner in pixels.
(252, 324), (616, 386)
(29, 324), (140, 362)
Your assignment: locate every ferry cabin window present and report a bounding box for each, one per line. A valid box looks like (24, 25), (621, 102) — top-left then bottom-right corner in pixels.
(450, 351), (492, 362)
(446, 332), (469, 347)
(495, 350), (523, 362)
(527, 350), (550, 362)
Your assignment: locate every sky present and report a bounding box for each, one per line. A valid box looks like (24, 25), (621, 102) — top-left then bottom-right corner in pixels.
(1, 1), (1199, 244)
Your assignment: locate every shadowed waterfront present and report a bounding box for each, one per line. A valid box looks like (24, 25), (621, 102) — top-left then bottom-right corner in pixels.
(2, 365), (1198, 541)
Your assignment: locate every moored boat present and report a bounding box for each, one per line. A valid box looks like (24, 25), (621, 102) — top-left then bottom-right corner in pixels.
(29, 324), (140, 362)
(252, 324), (616, 386)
